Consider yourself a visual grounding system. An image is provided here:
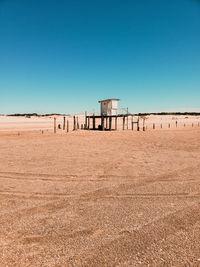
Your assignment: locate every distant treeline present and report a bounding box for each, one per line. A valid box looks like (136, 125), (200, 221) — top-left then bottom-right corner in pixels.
(136, 112), (200, 116)
(7, 113), (69, 117)
(4, 112), (200, 117)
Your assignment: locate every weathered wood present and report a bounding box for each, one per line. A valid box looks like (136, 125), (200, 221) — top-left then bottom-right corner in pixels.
(109, 116), (112, 130)
(85, 112), (87, 129)
(63, 116), (66, 130)
(168, 123), (170, 128)
(153, 123), (155, 129)
(67, 120), (69, 132)
(73, 116), (76, 131)
(102, 116), (105, 131)
(143, 119), (145, 131)
(131, 116), (133, 130)
(115, 117), (117, 130)
(137, 117), (140, 131)
(88, 117), (90, 129)
(123, 116), (125, 130)
(127, 116), (128, 130)
(106, 117), (108, 129)
(54, 117), (56, 134)
(93, 113), (95, 130)
(77, 117), (79, 129)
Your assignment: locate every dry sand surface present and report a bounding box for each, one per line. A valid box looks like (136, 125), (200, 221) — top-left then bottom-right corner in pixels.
(0, 128), (200, 266)
(0, 114), (200, 133)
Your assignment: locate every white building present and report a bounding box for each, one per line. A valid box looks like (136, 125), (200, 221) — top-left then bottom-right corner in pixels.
(99, 99), (120, 116)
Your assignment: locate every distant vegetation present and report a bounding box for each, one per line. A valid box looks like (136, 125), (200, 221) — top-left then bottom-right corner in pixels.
(137, 112), (200, 116)
(4, 112), (200, 117)
(7, 113), (70, 117)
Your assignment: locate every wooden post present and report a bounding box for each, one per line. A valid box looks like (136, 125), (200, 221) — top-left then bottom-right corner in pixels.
(127, 115), (128, 130)
(73, 116), (76, 130)
(192, 123), (194, 127)
(106, 117), (108, 129)
(123, 116), (125, 130)
(137, 117), (140, 131)
(109, 116), (112, 131)
(176, 121), (178, 128)
(153, 123), (155, 129)
(93, 113), (95, 130)
(168, 123), (170, 128)
(102, 116), (104, 131)
(115, 116), (117, 130)
(77, 117), (79, 129)
(143, 119), (145, 131)
(161, 123), (162, 129)
(85, 112), (87, 129)
(63, 116), (66, 130)
(131, 116), (133, 130)
(88, 116), (90, 130)
(54, 117), (56, 134)
(67, 120), (69, 132)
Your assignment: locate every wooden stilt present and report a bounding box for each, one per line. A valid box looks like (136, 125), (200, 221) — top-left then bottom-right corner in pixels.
(123, 116), (125, 130)
(85, 112), (87, 129)
(137, 117), (140, 131)
(115, 117), (117, 130)
(54, 117), (56, 134)
(109, 116), (112, 130)
(63, 116), (66, 130)
(77, 117), (79, 129)
(67, 120), (69, 132)
(88, 117), (90, 130)
(106, 117), (108, 129)
(143, 119), (145, 131)
(73, 116), (76, 130)
(131, 116), (133, 130)
(93, 113), (95, 130)
(102, 117), (104, 131)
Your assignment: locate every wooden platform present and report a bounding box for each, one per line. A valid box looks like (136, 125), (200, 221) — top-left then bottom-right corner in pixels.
(85, 114), (139, 131)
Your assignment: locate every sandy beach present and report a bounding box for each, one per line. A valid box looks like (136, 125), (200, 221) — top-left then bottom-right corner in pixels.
(0, 122), (200, 266)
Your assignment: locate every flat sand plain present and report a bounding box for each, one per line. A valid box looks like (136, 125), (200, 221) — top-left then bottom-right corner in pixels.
(0, 128), (200, 266)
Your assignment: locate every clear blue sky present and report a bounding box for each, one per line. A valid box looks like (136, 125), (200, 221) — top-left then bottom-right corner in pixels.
(0, 0), (200, 114)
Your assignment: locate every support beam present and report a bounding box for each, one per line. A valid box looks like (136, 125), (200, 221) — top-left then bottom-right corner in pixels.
(115, 117), (117, 131)
(54, 117), (56, 134)
(123, 116), (125, 130)
(137, 117), (140, 131)
(67, 120), (69, 133)
(109, 116), (112, 131)
(143, 119), (145, 131)
(85, 111), (87, 129)
(63, 116), (66, 130)
(88, 117), (90, 130)
(77, 117), (79, 129)
(102, 116), (104, 131)
(93, 113), (95, 130)
(131, 116), (133, 130)
(73, 116), (76, 131)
